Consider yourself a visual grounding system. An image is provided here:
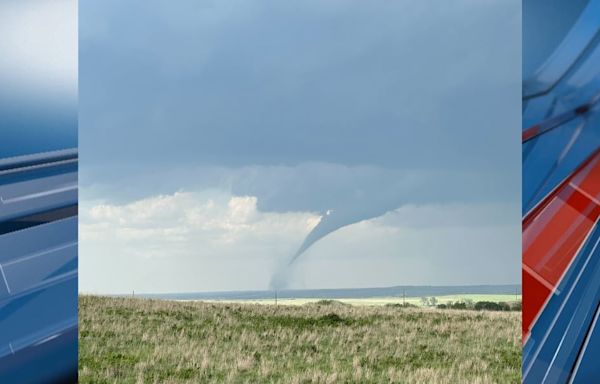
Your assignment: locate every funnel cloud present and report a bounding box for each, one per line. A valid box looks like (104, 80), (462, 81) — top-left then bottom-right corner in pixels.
(268, 186), (406, 289)
(270, 207), (396, 289)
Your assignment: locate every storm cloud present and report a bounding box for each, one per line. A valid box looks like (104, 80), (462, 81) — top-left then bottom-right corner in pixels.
(79, 0), (521, 292)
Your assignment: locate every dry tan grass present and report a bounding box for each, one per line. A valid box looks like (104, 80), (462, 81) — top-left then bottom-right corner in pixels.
(79, 295), (520, 383)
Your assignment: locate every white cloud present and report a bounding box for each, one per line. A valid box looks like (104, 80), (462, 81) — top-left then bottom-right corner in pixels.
(81, 191), (319, 244)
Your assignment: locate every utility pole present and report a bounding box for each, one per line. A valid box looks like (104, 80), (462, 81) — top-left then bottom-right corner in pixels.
(403, 289), (406, 306)
(275, 290), (278, 306)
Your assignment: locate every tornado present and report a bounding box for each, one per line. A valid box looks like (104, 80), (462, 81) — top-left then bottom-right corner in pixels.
(269, 195), (402, 290)
(265, 167), (488, 289)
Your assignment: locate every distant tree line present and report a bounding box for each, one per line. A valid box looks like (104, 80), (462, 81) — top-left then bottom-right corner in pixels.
(435, 299), (521, 312)
(387, 296), (522, 311)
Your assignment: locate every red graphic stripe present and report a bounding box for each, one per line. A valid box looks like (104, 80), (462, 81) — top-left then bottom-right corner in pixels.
(523, 149), (600, 342)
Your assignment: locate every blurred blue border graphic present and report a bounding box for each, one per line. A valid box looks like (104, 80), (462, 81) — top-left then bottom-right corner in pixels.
(0, 1), (78, 383)
(523, 0), (600, 382)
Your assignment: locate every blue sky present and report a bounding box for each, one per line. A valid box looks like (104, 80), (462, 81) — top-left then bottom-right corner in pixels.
(79, 0), (521, 293)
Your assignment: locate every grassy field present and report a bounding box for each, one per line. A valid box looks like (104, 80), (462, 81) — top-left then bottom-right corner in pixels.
(79, 295), (521, 384)
(200, 294), (522, 307)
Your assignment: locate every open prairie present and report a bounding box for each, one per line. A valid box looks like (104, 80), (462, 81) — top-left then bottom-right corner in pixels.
(200, 294), (521, 307)
(79, 295), (520, 384)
